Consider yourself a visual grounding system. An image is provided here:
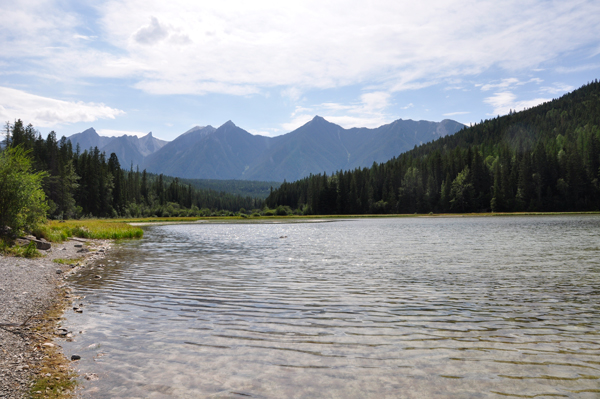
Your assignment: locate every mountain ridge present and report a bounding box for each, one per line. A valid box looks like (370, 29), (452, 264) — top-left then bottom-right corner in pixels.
(69, 116), (464, 181)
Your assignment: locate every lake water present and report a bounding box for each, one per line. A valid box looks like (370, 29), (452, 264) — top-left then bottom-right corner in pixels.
(63, 216), (600, 398)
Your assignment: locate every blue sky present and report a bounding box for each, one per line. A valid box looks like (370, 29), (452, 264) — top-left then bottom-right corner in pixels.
(1, 0), (599, 141)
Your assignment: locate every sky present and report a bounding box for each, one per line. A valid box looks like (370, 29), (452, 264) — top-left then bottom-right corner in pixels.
(1, 0), (599, 141)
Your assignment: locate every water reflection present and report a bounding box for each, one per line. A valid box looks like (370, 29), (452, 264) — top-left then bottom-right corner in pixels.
(64, 216), (600, 398)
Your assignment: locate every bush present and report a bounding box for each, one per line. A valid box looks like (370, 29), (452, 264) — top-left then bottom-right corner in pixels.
(0, 146), (49, 236)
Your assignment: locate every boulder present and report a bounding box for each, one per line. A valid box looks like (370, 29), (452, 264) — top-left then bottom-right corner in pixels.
(15, 237), (51, 250)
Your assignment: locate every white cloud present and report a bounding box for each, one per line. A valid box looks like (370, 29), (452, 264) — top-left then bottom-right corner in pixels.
(3, 0), (599, 96)
(0, 87), (124, 128)
(281, 114), (314, 132)
(540, 83), (575, 95)
(484, 91), (550, 116)
(479, 77), (542, 91)
(282, 91), (394, 131)
(281, 87), (303, 102)
(443, 111), (470, 116)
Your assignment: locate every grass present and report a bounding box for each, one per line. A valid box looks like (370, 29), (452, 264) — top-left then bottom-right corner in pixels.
(52, 257), (85, 265)
(0, 239), (43, 258)
(34, 220), (144, 243)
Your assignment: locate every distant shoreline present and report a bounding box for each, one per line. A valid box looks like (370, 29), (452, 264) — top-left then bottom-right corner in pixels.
(123, 211), (600, 226)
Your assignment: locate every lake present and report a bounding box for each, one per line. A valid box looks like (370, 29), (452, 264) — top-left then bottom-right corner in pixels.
(63, 216), (600, 398)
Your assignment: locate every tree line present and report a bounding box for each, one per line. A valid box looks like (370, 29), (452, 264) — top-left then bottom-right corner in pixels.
(2, 121), (263, 219)
(266, 81), (600, 214)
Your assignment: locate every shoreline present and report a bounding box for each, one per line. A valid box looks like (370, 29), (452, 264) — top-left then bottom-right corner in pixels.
(0, 238), (111, 399)
(125, 211), (600, 226)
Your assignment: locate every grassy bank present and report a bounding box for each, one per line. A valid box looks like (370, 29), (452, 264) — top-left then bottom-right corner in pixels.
(33, 220), (144, 242)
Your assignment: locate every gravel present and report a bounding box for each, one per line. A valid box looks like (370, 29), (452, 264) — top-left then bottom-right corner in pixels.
(0, 238), (110, 399)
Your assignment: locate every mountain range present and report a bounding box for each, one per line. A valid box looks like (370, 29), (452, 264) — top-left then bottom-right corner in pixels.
(67, 128), (168, 169)
(68, 116), (464, 182)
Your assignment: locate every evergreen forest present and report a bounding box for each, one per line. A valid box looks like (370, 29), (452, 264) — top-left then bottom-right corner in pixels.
(2, 122), (264, 219)
(266, 81), (600, 214)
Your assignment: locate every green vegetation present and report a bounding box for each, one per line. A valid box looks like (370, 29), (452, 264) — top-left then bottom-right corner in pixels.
(34, 220), (143, 242)
(53, 257), (84, 265)
(266, 81), (600, 214)
(0, 146), (49, 236)
(0, 239), (42, 258)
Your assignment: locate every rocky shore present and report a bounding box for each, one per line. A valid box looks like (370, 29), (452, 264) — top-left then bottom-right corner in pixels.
(0, 238), (110, 399)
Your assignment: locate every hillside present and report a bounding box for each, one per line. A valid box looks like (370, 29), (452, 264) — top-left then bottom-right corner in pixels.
(266, 80), (600, 214)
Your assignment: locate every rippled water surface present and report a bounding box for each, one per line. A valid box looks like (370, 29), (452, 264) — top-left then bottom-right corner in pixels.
(64, 216), (600, 398)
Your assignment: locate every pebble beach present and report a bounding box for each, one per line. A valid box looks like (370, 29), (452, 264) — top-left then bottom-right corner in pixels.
(0, 238), (110, 399)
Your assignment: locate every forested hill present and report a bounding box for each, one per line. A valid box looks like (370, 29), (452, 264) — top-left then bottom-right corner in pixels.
(266, 80), (600, 214)
(2, 121), (264, 218)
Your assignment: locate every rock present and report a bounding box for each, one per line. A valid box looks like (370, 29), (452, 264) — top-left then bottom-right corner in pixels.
(84, 373), (99, 381)
(74, 244), (83, 248)
(42, 343), (54, 348)
(70, 355), (81, 361)
(56, 269), (63, 274)
(55, 329), (69, 336)
(94, 275), (102, 279)
(77, 248), (90, 253)
(16, 237), (51, 250)
(61, 247), (67, 250)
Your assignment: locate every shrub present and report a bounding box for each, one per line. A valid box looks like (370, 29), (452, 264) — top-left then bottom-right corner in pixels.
(0, 146), (49, 236)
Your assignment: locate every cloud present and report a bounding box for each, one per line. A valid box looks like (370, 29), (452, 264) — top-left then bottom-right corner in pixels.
(282, 91), (394, 131)
(479, 77), (542, 91)
(281, 114), (314, 132)
(0, 87), (124, 128)
(133, 17), (169, 45)
(555, 63), (600, 73)
(3, 0), (599, 97)
(540, 83), (575, 95)
(484, 91), (550, 116)
(132, 16), (191, 46)
(281, 87), (303, 102)
(443, 111), (470, 116)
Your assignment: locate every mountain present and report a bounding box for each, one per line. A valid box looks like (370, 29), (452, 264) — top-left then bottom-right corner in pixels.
(145, 117), (464, 182)
(66, 128), (113, 151)
(67, 129), (167, 168)
(143, 123), (272, 179)
(242, 116), (464, 181)
(265, 80), (600, 214)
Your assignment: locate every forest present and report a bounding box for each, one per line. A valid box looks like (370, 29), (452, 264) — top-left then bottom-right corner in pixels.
(266, 81), (600, 214)
(1, 122), (264, 219)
